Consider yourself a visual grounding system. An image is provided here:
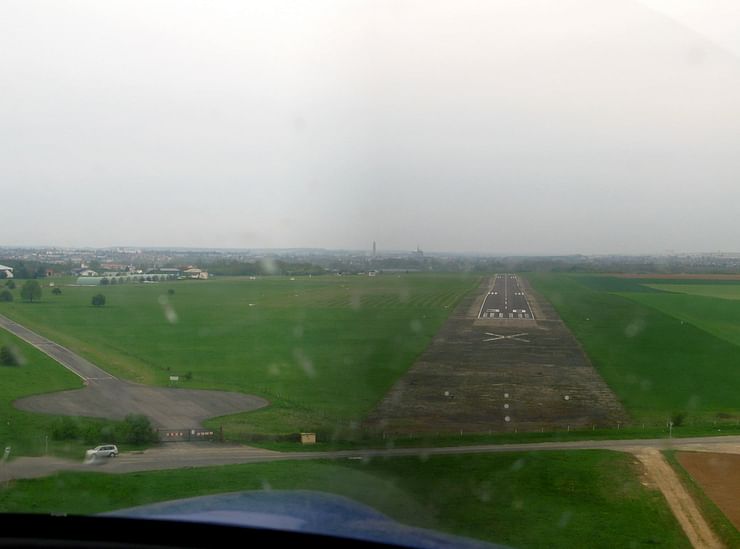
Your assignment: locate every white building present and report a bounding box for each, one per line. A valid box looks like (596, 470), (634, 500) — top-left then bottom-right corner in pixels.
(183, 267), (209, 280)
(0, 264), (14, 279)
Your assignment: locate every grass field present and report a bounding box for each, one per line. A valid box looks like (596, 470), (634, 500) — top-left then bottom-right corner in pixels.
(0, 450), (689, 548)
(636, 283), (740, 347)
(0, 330), (89, 456)
(0, 274), (478, 435)
(528, 274), (740, 423)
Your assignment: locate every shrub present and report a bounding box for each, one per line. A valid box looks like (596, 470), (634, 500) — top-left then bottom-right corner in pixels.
(119, 414), (157, 444)
(167, 288), (175, 295)
(0, 289), (13, 302)
(671, 412), (686, 427)
(51, 287), (62, 295)
(0, 345), (21, 366)
(5, 280), (15, 289)
(50, 417), (81, 440)
(91, 294), (106, 307)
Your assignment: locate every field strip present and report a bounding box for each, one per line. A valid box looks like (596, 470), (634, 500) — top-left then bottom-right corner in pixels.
(633, 449), (724, 549)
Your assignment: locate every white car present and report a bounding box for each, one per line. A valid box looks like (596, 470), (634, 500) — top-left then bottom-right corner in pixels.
(88, 444), (119, 458)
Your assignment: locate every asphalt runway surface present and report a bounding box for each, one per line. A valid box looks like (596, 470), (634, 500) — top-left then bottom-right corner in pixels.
(478, 274), (534, 320)
(0, 314), (268, 428)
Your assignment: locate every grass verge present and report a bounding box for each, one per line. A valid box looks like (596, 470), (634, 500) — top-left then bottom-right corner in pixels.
(0, 450), (689, 549)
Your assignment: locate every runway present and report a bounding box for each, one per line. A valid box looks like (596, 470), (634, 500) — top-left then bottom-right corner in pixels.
(478, 274), (534, 320)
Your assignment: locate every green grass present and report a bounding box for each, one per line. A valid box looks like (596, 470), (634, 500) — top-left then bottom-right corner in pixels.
(0, 274), (479, 435)
(646, 283), (740, 300)
(0, 330), (92, 457)
(663, 450), (740, 549)
(0, 451), (689, 548)
(251, 424), (740, 453)
(633, 284), (740, 348)
(527, 274), (740, 422)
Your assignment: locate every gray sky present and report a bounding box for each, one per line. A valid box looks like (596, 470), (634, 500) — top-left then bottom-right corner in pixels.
(2, 0), (740, 254)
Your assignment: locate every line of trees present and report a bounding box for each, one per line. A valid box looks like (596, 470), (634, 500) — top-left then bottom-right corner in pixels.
(50, 414), (157, 445)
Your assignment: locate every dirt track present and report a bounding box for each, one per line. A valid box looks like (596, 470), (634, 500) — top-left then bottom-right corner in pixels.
(632, 449), (724, 548)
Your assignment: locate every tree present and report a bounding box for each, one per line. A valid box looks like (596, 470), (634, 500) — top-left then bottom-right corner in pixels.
(0, 289), (12, 302)
(91, 294), (106, 307)
(5, 280), (15, 289)
(20, 280), (42, 302)
(51, 287), (62, 295)
(100, 277), (110, 285)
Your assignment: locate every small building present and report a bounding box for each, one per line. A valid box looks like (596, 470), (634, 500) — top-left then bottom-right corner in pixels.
(73, 268), (98, 277)
(76, 277), (104, 286)
(300, 433), (316, 445)
(0, 265), (14, 279)
(148, 268), (181, 276)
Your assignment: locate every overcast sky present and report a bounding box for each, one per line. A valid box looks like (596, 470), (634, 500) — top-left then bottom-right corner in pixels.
(2, 0), (740, 254)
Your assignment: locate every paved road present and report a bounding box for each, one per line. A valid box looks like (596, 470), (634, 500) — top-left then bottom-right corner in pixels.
(3, 435), (739, 481)
(0, 314), (269, 428)
(0, 314), (114, 381)
(478, 274), (534, 320)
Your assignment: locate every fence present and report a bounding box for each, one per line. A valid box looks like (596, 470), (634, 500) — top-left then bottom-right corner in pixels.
(158, 428), (218, 442)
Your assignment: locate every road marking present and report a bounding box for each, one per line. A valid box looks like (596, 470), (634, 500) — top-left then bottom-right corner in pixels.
(477, 276), (498, 319)
(483, 332), (530, 343)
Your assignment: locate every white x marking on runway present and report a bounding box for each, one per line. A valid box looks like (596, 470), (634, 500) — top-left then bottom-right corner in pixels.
(483, 332), (530, 343)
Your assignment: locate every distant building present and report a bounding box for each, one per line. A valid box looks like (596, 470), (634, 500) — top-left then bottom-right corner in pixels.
(0, 264), (14, 279)
(100, 263), (126, 271)
(183, 267), (209, 280)
(73, 268), (98, 277)
(372, 241), (376, 258)
(75, 277), (103, 286)
(147, 268), (181, 276)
